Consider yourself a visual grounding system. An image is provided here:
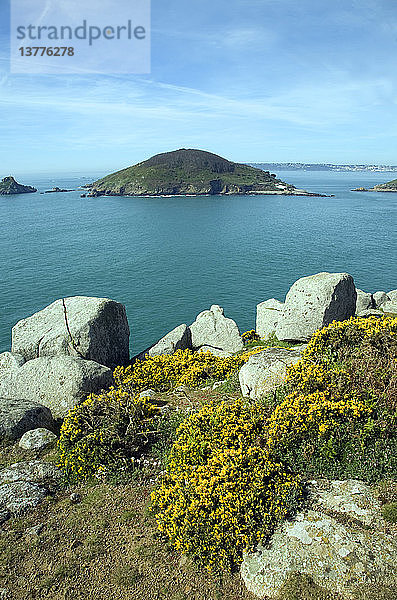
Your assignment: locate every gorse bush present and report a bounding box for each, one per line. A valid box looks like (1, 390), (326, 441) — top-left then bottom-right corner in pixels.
(150, 399), (302, 572)
(267, 316), (397, 481)
(57, 388), (159, 481)
(114, 348), (263, 393)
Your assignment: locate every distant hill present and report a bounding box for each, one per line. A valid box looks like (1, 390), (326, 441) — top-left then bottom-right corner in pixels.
(352, 178), (397, 193)
(89, 149), (322, 197)
(0, 176), (37, 195)
(372, 179), (397, 191)
(250, 163), (397, 172)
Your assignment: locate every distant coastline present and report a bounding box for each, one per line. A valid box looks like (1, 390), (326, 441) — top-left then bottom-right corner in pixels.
(250, 163), (397, 172)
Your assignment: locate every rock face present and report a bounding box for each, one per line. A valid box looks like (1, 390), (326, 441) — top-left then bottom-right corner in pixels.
(239, 347), (303, 400)
(0, 398), (55, 443)
(387, 289), (397, 302)
(276, 273), (357, 342)
(19, 428), (57, 450)
(256, 299), (284, 339)
(373, 291), (390, 308)
(382, 301), (397, 313)
(0, 460), (62, 522)
(137, 324), (191, 359)
(190, 305), (244, 353)
(355, 289), (374, 314)
(0, 352), (25, 376)
(0, 176), (37, 195)
(0, 356), (114, 418)
(12, 296), (130, 368)
(241, 479), (397, 600)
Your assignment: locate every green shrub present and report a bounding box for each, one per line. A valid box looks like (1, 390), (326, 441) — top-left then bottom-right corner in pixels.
(57, 388), (159, 481)
(381, 502), (397, 523)
(150, 399), (301, 572)
(267, 316), (397, 482)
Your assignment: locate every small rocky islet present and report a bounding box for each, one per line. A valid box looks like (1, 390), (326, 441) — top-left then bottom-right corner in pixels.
(0, 272), (396, 599)
(0, 176), (36, 195)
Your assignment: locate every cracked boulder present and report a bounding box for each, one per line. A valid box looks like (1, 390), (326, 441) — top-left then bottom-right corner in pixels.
(276, 272), (357, 342)
(190, 305), (243, 353)
(0, 398), (55, 443)
(241, 479), (397, 599)
(239, 347), (303, 400)
(0, 356), (114, 418)
(355, 289), (374, 314)
(11, 296), (130, 368)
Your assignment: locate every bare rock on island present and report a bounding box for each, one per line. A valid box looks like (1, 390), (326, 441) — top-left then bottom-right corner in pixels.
(256, 299), (284, 339)
(239, 347), (303, 400)
(12, 296), (130, 368)
(190, 305), (244, 353)
(276, 272), (357, 342)
(0, 356), (114, 419)
(241, 479), (397, 599)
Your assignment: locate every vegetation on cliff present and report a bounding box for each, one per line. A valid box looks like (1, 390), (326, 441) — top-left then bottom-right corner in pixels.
(372, 178), (397, 191)
(89, 148), (299, 196)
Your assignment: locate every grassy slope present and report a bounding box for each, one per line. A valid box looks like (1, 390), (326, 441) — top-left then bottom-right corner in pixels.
(92, 156), (293, 195)
(374, 179), (397, 190)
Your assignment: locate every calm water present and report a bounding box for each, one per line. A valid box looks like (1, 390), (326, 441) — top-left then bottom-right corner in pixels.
(1, 170), (396, 356)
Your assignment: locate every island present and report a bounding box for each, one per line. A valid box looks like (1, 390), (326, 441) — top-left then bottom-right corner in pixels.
(0, 176), (37, 195)
(87, 148), (326, 197)
(44, 187), (74, 193)
(352, 178), (397, 192)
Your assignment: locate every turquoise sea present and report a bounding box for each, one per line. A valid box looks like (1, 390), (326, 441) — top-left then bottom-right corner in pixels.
(1, 170), (396, 356)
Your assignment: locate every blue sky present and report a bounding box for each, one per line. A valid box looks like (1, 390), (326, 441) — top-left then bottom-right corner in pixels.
(1, 0), (397, 174)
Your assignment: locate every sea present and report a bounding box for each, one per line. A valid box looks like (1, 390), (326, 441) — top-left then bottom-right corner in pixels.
(1, 170), (396, 356)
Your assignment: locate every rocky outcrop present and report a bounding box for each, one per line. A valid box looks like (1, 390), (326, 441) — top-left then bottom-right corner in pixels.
(136, 324), (191, 359)
(239, 347), (304, 400)
(276, 273), (357, 342)
(382, 300), (397, 313)
(256, 299), (284, 339)
(12, 296), (130, 369)
(0, 176), (36, 195)
(0, 398), (55, 443)
(190, 305), (243, 353)
(355, 289), (374, 314)
(241, 479), (397, 599)
(0, 356), (114, 418)
(0, 460), (62, 523)
(18, 428), (57, 450)
(373, 291), (389, 308)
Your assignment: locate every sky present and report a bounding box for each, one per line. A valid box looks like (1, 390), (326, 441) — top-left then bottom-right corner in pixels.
(0, 0), (397, 174)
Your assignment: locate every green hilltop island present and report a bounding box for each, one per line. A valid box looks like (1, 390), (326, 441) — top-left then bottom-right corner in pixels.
(0, 176), (37, 195)
(87, 148), (326, 197)
(353, 178), (397, 192)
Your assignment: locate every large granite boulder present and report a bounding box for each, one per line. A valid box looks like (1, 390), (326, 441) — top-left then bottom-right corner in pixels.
(0, 356), (113, 418)
(190, 305), (243, 353)
(276, 273), (356, 342)
(239, 347), (303, 400)
(11, 296), (130, 368)
(0, 352), (25, 376)
(0, 460), (62, 522)
(355, 289), (374, 314)
(256, 299), (284, 339)
(136, 324), (191, 359)
(382, 300), (397, 314)
(241, 479), (397, 599)
(0, 398), (55, 443)
(373, 291), (390, 308)
(387, 289), (397, 302)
